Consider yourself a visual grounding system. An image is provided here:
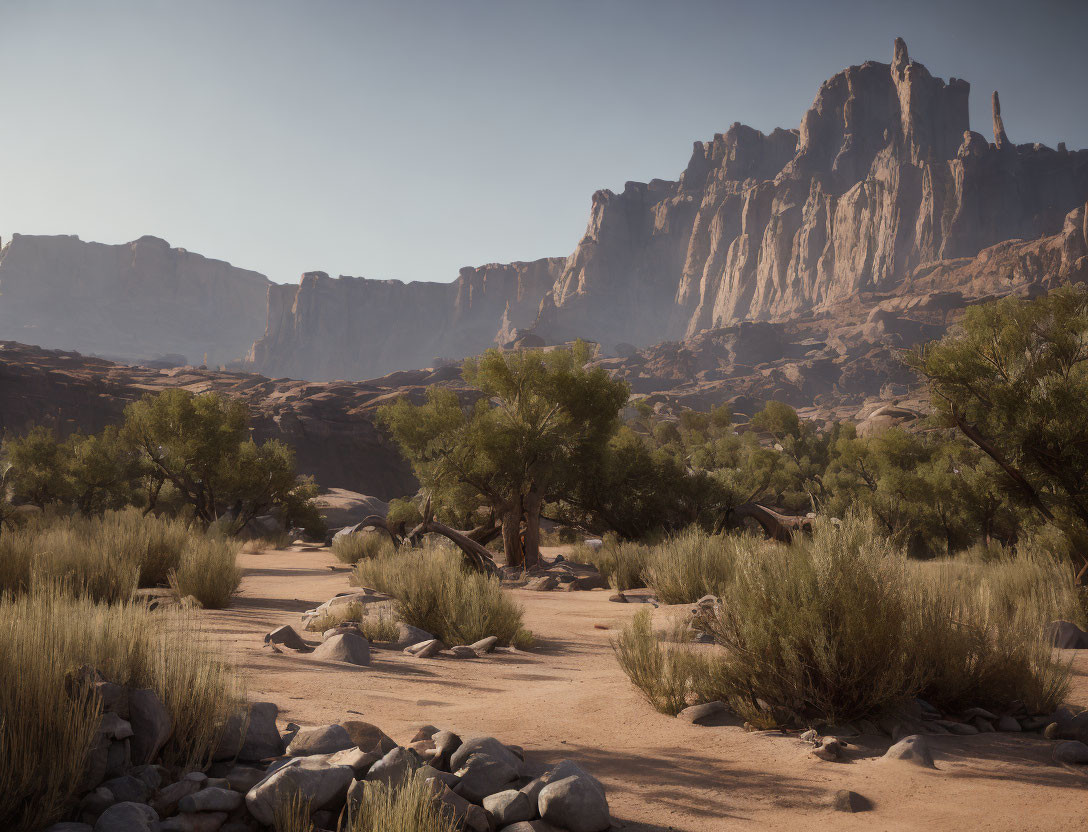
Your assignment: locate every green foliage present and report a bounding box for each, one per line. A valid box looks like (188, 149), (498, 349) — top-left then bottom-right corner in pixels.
(386, 498), (423, 532)
(612, 609), (697, 714)
(3, 426), (74, 508)
(332, 532), (397, 564)
(908, 284), (1088, 561)
(0, 588), (241, 831)
(352, 545), (524, 645)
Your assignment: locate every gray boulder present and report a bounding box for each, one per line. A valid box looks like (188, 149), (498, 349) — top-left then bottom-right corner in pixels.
(1053, 740), (1088, 764)
(159, 812), (230, 832)
(364, 746), (419, 786)
(882, 734), (935, 768)
(214, 701), (284, 761)
(538, 772), (610, 832)
(128, 689), (173, 764)
(469, 636), (499, 654)
(265, 625), (309, 651)
(150, 779), (200, 816)
(677, 701), (727, 725)
(285, 723), (355, 756)
(449, 736), (522, 772)
(449, 645), (479, 659)
(404, 638), (444, 658)
(245, 757), (354, 826)
(1047, 620), (1088, 649)
(311, 632), (371, 665)
(454, 752), (519, 802)
(179, 786), (242, 812)
(93, 802), (158, 832)
(483, 788), (534, 824)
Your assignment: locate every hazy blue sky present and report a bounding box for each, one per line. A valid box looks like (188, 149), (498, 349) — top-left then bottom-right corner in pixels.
(1, 0), (1085, 284)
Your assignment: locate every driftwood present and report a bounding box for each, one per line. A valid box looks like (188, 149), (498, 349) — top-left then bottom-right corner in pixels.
(723, 502), (812, 543)
(405, 499), (499, 575)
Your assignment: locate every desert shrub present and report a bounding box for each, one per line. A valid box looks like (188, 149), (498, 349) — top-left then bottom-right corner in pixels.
(171, 534), (242, 609)
(303, 602), (401, 643)
(353, 545), (523, 645)
(612, 608), (700, 714)
(0, 587), (241, 831)
(511, 627), (536, 650)
(342, 775), (459, 832)
(615, 513), (1072, 725)
(241, 530), (296, 552)
(571, 537), (651, 591)
(643, 527), (741, 604)
(333, 532), (397, 565)
(0, 509), (240, 606)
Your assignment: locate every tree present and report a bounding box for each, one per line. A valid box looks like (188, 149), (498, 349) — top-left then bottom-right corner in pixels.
(122, 389), (322, 534)
(66, 427), (145, 515)
(3, 426), (73, 508)
(379, 342), (629, 568)
(908, 285), (1088, 573)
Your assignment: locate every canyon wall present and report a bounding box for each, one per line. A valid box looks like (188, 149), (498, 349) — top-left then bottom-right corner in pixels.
(0, 233), (271, 367)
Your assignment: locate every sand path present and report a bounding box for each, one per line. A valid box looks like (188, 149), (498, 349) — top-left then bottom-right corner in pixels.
(202, 546), (1088, 831)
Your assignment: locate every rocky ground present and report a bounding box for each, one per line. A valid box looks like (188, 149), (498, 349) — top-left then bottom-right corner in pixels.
(193, 545), (1088, 832)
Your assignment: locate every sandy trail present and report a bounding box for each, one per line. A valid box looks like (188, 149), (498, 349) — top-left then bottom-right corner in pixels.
(202, 546), (1088, 831)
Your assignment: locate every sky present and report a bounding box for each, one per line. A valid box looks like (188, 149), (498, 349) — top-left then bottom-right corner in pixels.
(0, 0), (1085, 285)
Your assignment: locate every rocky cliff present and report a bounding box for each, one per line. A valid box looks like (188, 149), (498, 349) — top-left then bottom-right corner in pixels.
(535, 38), (1088, 350)
(0, 234), (271, 366)
(247, 258), (564, 381)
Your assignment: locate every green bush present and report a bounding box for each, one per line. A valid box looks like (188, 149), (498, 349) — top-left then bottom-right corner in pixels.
(612, 608), (699, 714)
(352, 545), (524, 645)
(643, 527), (741, 604)
(333, 532), (397, 565)
(0, 588), (241, 831)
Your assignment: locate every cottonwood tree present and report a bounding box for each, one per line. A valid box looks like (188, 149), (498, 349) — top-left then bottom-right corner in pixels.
(908, 285), (1088, 572)
(379, 342), (629, 568)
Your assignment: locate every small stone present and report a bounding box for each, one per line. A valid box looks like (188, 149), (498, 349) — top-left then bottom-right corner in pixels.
(285, 724), (354, 756)
(469, 636), (499, 654)
(222, 764), (270, 793)
(812, 737), (846, 762)
(44, 825), (94, 832)
(676, 701), (727, 725)
(183, 771), (208, 784)
(525, 576), (558, 591)
(179, 786), (243, 812)
(1047, 620), (1088, 649)
(538, 773), (610, 832)
(882, 735), (935, 768)
(1053, 740), (1088, 764)
(831, 789), (871, 812)
(799, 729), (818, 743)
(608, 593), (627, 603)
(411, 725), (441, 742)
(449, 645), (479, 658)
(151, 780), (200, 816)
(1044, 722), (1060, 739)
(996, 715), (1022, 732)
(946, 722), (979, 736)
(327, 746), (381, 777)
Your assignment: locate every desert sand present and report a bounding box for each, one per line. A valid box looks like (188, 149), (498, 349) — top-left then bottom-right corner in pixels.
(202, 546), (1088, 831)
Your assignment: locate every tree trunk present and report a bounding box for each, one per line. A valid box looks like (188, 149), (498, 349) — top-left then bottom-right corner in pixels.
(523, 487), (543, 569)
(501, 497), (523, 568)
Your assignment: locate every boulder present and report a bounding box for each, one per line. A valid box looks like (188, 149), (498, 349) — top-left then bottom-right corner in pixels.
(93, 802), (159, 832)
(483, 789), (534, 824)
(221, 765), (268, 793)
(151, 780), (200, 816)
(469, 637), (499, 654)
(128, 689), (173, 765)
(43, 824), (94, 832)
(214, 701), (284, 761)
(265, 625), (309, 651)
(99, 713), (134, 741)
(449, 736), (522, 772)
(311, 632), (371, 666)
(326, 746), (381, 777)
(101, 775), (148, 804)
(365, 746), (419, 787)
(1048, 620), (1088, 649)
(996, 715), (1022, 732)
(432, 729), (463, 769)
(245, 757), (355, 826)
(449, 645), (479, 659)
(812, 737), (847, 762)
(159, 814), (229, 832)
(179, 786), (243, 812)
(538, 773), (610, 832)
(404, 639), (444, 658)
(342, 720), (398, 754)
(426, 781), (491, 832)
(454, 752), (520, 803)
(882, 735), (935, 768)
(831, 789), (872, 813)
(1053, 740), (1088, 764)
(525, 576), (557, 592)
(285, 724), (355, 756)
(676, 701), (727, 725)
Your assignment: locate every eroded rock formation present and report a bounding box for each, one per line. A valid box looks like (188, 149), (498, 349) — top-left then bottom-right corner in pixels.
(0, 234), (270, 366)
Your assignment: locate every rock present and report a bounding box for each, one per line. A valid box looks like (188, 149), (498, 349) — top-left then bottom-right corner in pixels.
(179, 786), (243, 812)
(327, 747), (381, 776)
(961, 707), (998, 721)
(449, 737), (522, 773)
(969, 716), (995, 733)
(525, 576), (557, 592)
(1053, 741), (1088, 764)
(265, 625), (309, 651)
(128, 689), (173, 765)
(1048, 621), (1088, 649)
(365, 746), (419, 787)
(341, 721), (398, 755)
(78, 786), (116, 822)
(483, 789), (534, 824)
(285, 724), (355, 756)
(373, 623), (435, 650)
(159, 813), (229, 832)
(99, 713), (134, 741)
(183, 771), (208, 784)
(44, 824), (94, 832)
(469, 637), (499, 654)
(220, 765), (267, 793)
(498, 823), (563, 832)
(996, 715), (1022, 732)
(432, 729), (463, 769)
(538, 772), (610, 832)
(608, 593), (627, 603)
(404, 639), (444, 658)
(101, 775), (149, 804)
(449, 645), (479, 659)
(945, 721), (979, 736)
(1044, 722), (1060, 739)
(411, 725), (441, 742)
(151, 779), (201, 816)
(104, 740), (131, 779)
(245, 757), (355, 826)
(214, 701), (284, 762)
(812, 738), (847, 762)
(426, 781), (490, 832)
(676, 701), (727, 725)
(311, 632), (371, 665)
(882, 735), (936, 768)
(93, 802), (159, 832)
(831, 789), (871, 813)
(454, 752), (520, 803)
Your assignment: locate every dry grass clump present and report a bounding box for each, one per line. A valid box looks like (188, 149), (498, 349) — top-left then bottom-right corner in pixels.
(353, 545), (524, 645)
(333, 532), (397, 565)
(303, 602), (401, 643)
(642, 527), (741, 605)
(0, 509), (240, 608)
(0, 587), (241, 831)
(273, 774), (458, 832)
(572, 538), (651, 591)
(241, 530), (296, 553)
(613, 514), (1072, 724)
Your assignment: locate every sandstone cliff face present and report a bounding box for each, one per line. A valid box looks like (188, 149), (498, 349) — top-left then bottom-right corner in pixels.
(534, 38), (1088, 351)
(248, 257), (564, 381)
(0, 234), (270, 366)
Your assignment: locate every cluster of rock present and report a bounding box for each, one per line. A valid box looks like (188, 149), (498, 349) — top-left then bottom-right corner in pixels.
(41, 673), (611, 832)
(500, 557), (609, 593)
